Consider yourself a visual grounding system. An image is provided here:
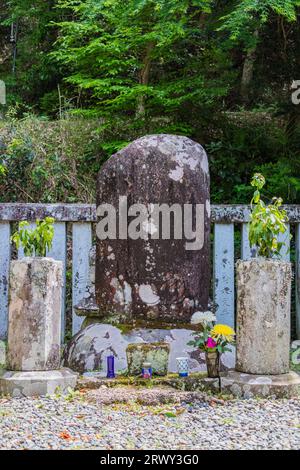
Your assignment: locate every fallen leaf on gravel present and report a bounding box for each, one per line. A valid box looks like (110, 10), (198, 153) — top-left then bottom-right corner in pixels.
(164, 412), (177, 418)
(59, 431), (72, 440)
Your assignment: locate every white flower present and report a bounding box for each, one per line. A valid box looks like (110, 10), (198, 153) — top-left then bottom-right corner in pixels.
(190, 311), (216, 325)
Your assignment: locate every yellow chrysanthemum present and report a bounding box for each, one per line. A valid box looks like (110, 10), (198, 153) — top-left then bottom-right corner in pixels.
(211, 324), (235, 342)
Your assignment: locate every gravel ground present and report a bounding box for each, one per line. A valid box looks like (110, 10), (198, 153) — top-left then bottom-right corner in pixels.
(0, 390), (299, 450)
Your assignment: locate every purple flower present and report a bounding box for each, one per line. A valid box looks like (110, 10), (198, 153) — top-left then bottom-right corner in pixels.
(206, 337), (217, 349)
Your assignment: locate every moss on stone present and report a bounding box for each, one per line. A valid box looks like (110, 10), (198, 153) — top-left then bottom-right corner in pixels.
(127, 342), (168, 352)
(126, 343), (170, 376)
(77, 372), (217, 393)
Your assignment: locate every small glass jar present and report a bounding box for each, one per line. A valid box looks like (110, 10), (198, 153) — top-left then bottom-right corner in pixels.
(176, 357), (189, 377)
(142, 362), (152, 379)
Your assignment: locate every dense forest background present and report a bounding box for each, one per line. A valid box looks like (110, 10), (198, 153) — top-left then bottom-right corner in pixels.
(0, 0), (299, 204)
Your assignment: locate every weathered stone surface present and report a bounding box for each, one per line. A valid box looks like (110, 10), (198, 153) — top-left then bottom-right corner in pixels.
(75, 295), (99, 318)
(85, 385), (222, 406)
(77, 373), (222, 398)
(63, 324), (129, 374)
(0, 341), (6, 367)
(7, 257), (63, 371)
(291, 340), (300, 350)
(126, 343), (170, 376)
(221, 370), (300, 399)
(96, 134), (210, 324)
(236, 259), (292, 375)
(0, 368), (78, 398)
(63, 323), (234, 374)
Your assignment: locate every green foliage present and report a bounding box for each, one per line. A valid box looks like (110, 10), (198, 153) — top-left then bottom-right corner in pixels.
(11, 217), (55, 257)
(0, 163), (6, 177)
(208, 115), (300, 204)
(51, 0), (228, 122)
(220, 0), (300, 45)
(0, 117), (106, 202)
(0, 0), (299, 206)
(0, 112), (299, 204)
(0, 0), (62, 112)
(249, 173), (290, 258)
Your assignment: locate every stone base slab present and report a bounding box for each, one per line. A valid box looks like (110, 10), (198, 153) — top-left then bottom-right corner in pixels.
(221, 370), (300, 399)
(77, 372), (221, 394)
(0, 368), (78, 398)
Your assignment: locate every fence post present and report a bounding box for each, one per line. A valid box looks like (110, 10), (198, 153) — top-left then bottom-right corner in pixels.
(0, 222), (10, 339)
(213, 223), (235, 328)
(296, 224), (300, 339)
(47, 222), (67, 341)
(72, 222), (92, 335)
(277, 224), (291, 261)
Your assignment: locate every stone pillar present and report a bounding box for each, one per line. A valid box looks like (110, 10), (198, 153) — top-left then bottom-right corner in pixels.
(7, 258), (62, 371)
(0, 257), (78, 397)
(236, 258), (292, 375)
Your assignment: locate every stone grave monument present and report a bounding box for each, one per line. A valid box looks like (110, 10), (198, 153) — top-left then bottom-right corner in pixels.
(64, 135), (234, 375)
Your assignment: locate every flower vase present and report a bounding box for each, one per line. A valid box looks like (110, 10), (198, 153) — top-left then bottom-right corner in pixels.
(205, 351), (220, 378)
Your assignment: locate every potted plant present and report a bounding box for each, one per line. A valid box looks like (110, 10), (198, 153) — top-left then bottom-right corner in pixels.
(236, 174), (292, 375)
(188, 312), (235, 378)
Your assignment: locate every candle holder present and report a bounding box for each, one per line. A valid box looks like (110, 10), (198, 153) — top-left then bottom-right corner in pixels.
(176, 357), (189, 377)
(106, 355), (115, 378)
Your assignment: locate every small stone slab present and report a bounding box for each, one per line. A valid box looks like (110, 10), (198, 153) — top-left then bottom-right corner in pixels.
(77, 372), (220, 395)
(163, 375), (220, 393)
(86, 386), (223, 407)
(126, 343), (170, 376)
(221, 370), (300, 399)
(0, 368), (78, 398)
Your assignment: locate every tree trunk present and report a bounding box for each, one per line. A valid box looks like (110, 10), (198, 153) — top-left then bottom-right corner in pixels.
(136, 42), (154, 118)
(240, 29), (259, 105)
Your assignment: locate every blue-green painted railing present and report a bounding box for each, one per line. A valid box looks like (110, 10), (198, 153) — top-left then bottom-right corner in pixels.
(0, 203), (299, 340)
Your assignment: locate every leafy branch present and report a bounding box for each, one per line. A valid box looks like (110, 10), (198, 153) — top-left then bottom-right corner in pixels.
(249, 173), (291, 258)
(11, 217), (55, 257)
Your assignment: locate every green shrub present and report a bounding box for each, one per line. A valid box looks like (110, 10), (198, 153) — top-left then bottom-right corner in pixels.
(249, 173), (290, 259)
(11, 217), (55, 257)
